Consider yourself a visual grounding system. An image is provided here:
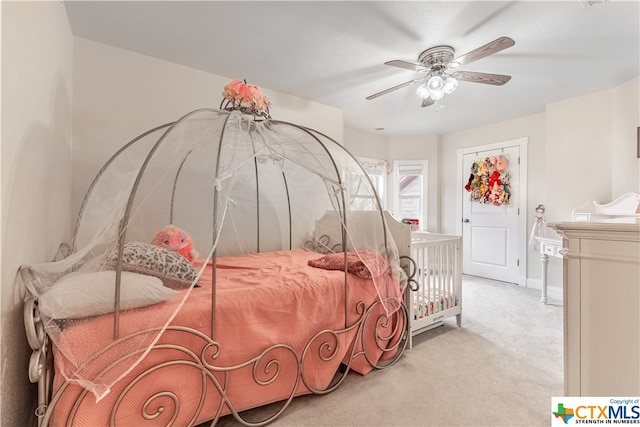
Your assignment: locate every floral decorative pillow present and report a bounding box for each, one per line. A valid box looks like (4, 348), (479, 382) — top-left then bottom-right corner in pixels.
(107, 242), (199, 289)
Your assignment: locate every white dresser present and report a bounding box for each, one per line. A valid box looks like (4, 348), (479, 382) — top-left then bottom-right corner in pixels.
(552, 218), (640, 396)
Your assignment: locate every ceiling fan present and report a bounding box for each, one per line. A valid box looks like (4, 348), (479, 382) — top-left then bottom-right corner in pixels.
(366, 36), (515, 107)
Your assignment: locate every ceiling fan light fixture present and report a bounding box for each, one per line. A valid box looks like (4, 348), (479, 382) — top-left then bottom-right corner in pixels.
(430, 89), (445, 100)
(443, 76), (459, 94)
(367, 37), (514, 108)
(416, 83), (430, 99)
(426, 75), (444, 92)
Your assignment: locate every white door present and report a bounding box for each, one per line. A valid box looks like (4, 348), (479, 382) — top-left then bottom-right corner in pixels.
(462, 145), (520, 284)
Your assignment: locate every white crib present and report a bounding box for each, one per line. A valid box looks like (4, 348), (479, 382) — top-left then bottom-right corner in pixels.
(405, 232), (462, 348)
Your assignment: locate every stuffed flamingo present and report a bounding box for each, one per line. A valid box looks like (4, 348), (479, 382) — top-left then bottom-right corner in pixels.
(151, 225), (197, 263)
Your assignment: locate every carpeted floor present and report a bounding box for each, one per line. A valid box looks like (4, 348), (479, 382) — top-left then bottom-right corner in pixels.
(217, 275), (564, 426)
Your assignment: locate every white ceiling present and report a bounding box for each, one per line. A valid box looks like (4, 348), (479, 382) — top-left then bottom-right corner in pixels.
(64, 1), (639, 136)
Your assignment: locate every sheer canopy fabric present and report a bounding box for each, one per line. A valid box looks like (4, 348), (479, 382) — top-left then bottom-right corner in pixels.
(22, 108), (402, 400)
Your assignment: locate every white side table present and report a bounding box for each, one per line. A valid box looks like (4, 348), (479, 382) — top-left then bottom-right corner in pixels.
(535, 237), (562, 304)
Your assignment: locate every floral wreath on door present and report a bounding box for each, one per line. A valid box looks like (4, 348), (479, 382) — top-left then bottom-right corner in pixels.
(464, 155), (511, 206)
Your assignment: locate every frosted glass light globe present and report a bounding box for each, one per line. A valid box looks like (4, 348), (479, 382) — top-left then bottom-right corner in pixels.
(427, 76), (444, 92)
(430, 89), (444, 100)
(443, 76), (459, 94)
(416, 83), (430, 98)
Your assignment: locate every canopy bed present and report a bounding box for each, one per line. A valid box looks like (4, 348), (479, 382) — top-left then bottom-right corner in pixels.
(21, 81), (415, 426)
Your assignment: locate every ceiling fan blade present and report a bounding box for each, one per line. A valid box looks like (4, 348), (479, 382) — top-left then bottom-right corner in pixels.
(454, 71), (512, 86)
(366, 78), (424, 100)
(385, 59), (429, 73)
(421, 97), (435, 108)
(452, 36), (515, 67)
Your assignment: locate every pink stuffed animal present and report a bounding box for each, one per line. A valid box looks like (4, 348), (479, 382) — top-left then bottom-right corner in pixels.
(152, 225), (197, 263)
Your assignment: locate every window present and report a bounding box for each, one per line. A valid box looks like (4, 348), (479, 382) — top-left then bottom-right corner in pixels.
(393, 160), (427, 230)
(350, 157), (387, 210)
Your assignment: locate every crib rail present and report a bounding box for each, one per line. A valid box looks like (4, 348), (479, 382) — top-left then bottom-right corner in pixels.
(407, 232), (462, 348)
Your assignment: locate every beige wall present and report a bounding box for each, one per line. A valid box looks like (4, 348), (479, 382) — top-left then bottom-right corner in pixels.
(344, 127), (388, 160)
(545, 77), (640, 223)
(611, 77), (640, 197)
(1, 2), (73, 425)
(542, 78), (639, 286)
(72, 38), (344, 217)
(545, 90), (613, 223)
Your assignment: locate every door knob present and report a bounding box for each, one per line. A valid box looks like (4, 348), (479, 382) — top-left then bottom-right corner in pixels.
(463, 218), (470, 223)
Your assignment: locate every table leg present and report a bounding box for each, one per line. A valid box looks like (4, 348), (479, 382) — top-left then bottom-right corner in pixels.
(540, 253), (549, 304)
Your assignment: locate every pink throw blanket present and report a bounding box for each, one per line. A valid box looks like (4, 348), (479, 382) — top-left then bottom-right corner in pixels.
(308, 250), (389, 279)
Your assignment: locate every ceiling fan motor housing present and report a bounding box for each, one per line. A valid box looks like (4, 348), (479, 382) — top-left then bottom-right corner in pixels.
(417, 45), (458, 74)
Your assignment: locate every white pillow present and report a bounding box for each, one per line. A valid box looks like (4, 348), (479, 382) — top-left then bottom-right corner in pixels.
(39, 270), (179, 319)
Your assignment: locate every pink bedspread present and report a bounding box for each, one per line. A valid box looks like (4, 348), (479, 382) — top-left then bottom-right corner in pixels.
(50, 249), (398, 426)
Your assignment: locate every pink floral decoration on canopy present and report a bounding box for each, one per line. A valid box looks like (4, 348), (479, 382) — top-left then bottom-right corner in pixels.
(221, 79), (271, 118)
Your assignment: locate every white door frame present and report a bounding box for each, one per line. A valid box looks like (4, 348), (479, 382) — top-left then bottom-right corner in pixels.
(455, 137), (528, 287)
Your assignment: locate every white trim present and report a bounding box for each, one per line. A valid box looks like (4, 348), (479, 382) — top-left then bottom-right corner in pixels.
(354, 156), (388, 210)
(456, 137), (528, 287)
(392, 159), (428, 231)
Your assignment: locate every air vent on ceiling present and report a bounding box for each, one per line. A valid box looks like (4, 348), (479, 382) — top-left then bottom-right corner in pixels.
(580, 0), (608, 8)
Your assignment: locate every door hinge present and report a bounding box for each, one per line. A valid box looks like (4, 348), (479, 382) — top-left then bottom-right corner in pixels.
(517, 259), (520, 266)
(518, 208), (520, 215)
